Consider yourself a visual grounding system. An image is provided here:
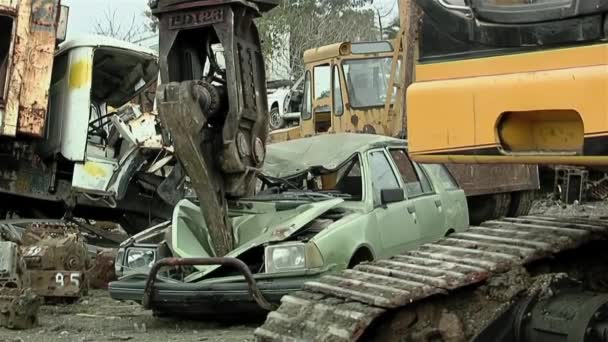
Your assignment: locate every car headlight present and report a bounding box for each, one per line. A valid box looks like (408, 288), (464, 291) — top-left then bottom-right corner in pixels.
(264, 242), (323, 274)
(124, 247), (157, 274)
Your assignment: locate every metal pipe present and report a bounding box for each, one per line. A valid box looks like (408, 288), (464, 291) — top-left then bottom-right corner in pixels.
(142, 257), (277, 311)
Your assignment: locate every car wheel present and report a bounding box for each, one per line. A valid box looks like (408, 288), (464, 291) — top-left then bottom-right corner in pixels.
(348, 248), (373, 269)
(467, 193), (512, 225)
(269, 107), (284, 130)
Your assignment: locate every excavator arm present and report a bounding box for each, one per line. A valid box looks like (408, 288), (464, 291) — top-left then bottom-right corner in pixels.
(151, 0), (277, 256)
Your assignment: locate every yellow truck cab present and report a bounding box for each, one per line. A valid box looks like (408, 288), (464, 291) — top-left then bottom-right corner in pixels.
(271, 41), (404, 142)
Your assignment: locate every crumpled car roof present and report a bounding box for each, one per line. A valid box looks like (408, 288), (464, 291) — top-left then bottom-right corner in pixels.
(263, 133), (406, 178)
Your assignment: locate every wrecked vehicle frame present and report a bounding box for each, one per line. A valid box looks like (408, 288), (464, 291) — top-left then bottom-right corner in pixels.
(109, 133), (469, 316)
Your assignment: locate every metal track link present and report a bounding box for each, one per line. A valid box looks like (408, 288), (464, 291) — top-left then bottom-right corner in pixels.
(254, 216), (608, 341)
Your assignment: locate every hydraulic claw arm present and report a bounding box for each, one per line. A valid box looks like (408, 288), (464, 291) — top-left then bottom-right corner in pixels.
(151, 0), (277, 256)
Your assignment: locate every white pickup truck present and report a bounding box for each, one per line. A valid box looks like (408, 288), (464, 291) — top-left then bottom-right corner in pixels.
(267, 77), (303, 130)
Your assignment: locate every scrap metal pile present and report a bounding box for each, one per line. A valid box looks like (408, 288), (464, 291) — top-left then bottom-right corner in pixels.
(0, 220), (119, 330)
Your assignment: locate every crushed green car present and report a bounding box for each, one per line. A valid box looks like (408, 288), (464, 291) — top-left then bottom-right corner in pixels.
(109, 133), (469, 317)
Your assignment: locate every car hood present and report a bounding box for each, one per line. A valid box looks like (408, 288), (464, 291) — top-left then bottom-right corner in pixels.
(169, 198), (345, 282)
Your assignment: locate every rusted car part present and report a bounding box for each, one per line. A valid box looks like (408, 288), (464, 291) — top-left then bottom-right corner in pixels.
(143, 257), (276, 311)
(0, 288), (41, 330)
(0, 236), (41, 330)
(553, 166), (589, 204)
(21, 222), (89, 299)
(589, 175), (608, 200)
(255, 216), (608, 341)
(86, 248), (118, 289)
(152, 0), (277, 256)
(0, 241), (26, 289)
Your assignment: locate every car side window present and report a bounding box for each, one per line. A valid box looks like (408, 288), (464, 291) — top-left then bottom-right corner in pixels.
(422, 164), (459, 190)
(368, 150), (400, 204)
(413, 162), (434, 194)
(389, 149), (433, 197)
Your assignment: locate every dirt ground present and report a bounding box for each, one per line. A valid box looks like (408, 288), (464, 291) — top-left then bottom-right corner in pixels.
(530, 197), (608, 217)
(3, 198), (608, 342)
(0, 290), (258, 342)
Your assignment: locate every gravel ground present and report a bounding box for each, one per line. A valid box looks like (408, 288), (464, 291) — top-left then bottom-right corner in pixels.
(0, 290), (258, 342)
(530, 197), (608, 217)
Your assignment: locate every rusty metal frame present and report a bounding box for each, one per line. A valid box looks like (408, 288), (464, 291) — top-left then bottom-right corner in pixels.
(142, 257), (277, 311)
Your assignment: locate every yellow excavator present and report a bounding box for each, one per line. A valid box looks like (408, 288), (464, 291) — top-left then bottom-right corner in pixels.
(254, 1), (608, 341)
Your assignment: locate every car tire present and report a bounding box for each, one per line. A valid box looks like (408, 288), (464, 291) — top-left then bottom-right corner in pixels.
(467, 193), (512, 225)
(348, 248), (373, 269)
(507, 190), (535, 217)
(269, 107), (284, 130)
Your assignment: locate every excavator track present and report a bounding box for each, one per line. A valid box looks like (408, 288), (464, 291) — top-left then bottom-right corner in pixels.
(254, 215), (608, 341)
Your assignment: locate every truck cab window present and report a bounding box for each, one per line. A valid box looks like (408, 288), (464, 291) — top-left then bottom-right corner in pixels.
(314, 64), (331, 113)
(301, 71), (312, 120)
(343, 57), (392, 108)
(0, 16), (13, 103)
(332, 65), (343, 116)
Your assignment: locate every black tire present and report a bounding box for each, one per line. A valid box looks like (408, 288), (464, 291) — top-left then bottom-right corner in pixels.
(269, 107), (284, 130)
(348, 248), (373, 269)
(507, 190), (535, 217)
(467, 193), (512, 225)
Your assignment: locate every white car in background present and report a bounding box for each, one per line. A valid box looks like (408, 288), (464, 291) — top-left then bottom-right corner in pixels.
(267, 77), (303, 130)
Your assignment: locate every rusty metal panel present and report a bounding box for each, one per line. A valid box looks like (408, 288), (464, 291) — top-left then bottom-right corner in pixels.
(20, 222), (89, 299)
(445, 163), (540, 197)
(3, 0), (59, 137)
(0, 288), (41, 329)
(0, 1), (20, 7)
(16, 0), (60, 137)
(26, 270), (84, 298)
(86, 248), (117, 289)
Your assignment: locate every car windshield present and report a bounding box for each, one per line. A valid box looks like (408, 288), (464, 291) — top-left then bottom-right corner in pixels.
(255, 156), (363, 202)
(342, 57), (396, 108)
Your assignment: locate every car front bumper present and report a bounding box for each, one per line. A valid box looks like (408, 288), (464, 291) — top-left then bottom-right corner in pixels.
(109, 275), (314, 318)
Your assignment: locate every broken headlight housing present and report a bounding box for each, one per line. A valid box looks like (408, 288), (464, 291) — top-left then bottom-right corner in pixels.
(125, 248), (157, 273)
(115, 247), (157, 277)
(264, 242), (323, 274)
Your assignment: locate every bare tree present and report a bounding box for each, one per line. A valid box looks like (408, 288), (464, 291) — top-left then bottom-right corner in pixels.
(93, 7), (147, 43)
(143, 8), (159, 33)
(258, 0), (378, 81)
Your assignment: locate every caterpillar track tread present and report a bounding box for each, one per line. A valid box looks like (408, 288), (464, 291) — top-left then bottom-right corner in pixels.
(254, 215), (608, 341)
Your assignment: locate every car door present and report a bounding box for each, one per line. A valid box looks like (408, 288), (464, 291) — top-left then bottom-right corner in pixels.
(388, 148), (447, 242)
(421, 163), (469, 233)
(367, 149), (422, 257)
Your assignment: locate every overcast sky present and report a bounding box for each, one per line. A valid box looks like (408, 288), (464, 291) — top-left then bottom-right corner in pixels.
(63, 0), (398, 40)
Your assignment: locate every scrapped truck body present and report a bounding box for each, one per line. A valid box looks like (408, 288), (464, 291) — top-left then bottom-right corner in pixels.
(0, 224), (41, 330)
(0, 1), (178, 233)
(20, 222), (89, 299)
(269, 41), (539, 224)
